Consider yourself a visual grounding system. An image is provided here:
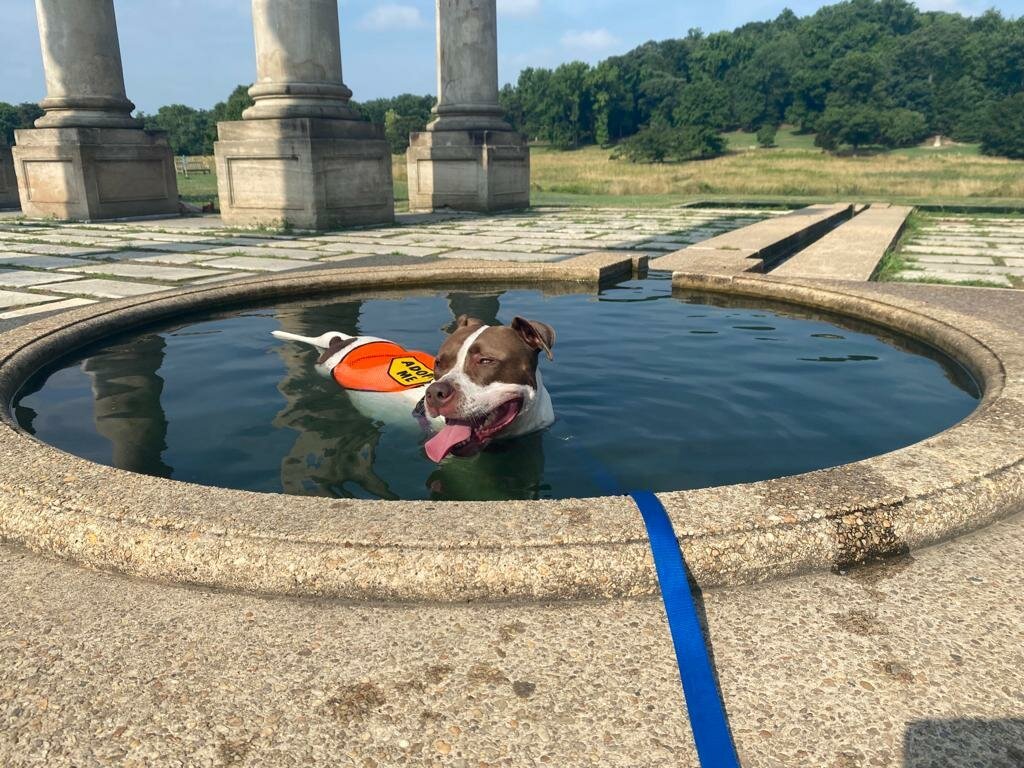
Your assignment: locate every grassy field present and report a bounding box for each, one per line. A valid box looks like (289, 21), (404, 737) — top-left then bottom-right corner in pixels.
(178, 133), (1024, 211)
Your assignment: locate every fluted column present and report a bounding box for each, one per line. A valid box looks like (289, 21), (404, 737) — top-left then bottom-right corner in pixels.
(244, 0), (358, 121)
(32, 0), (139, 129)
(431, 0), (510, 131)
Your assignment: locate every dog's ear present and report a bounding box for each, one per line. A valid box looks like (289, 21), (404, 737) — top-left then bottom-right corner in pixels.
(512, 317), (555, 361)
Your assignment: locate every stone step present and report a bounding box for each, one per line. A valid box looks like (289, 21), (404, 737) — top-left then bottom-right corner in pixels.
(770, 204), (914, 281)
(650, 203), (853, 275)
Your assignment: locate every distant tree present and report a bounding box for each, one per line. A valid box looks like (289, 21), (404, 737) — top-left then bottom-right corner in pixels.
(0, 102), (43, 145)
(676, 124), (727, 159)
(384, 109), (428, 154)
(612, 121), (725, 163)
(204, 84), (254, 153)
(879, 108), (929, 147)
(757, 124), (778, 148)
(353, 93), (435, 153)
(143, 104), (211, 156)
(211, 85), (254, 124)
(613, 122), (677, 163)
(979, 94), (1024, 159)
(815, 105), (882, 151)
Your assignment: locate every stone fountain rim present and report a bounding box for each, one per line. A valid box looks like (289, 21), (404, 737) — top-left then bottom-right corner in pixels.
(0, 257), (1021, 603)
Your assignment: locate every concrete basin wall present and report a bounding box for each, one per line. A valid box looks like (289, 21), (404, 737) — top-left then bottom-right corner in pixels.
(1, 260), (1022, 603)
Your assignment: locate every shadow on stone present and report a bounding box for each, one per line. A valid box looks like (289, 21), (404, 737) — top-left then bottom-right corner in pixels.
(904, 719), (1024, 767)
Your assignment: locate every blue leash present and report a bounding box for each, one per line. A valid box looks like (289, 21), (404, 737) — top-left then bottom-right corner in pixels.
(556, 427), (740, 766)
(631, 490), (741, 768)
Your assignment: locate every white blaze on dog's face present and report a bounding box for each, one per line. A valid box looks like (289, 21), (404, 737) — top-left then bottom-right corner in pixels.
(423, 315), (555, 462)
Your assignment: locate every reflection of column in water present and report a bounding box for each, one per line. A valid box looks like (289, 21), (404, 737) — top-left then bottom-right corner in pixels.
(272, 301), (398, 499)
(445, 291), (502, 331)
(83, 334), (172, 477)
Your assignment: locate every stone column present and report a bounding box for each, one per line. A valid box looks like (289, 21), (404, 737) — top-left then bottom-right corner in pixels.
(407, 0), (530, 212)
(432, 0), (509, 132)
(245, 0), (357, 120)
(12, 0), (179, 220)
(214, 0), (393, 230)
(33, 0), (138, 129)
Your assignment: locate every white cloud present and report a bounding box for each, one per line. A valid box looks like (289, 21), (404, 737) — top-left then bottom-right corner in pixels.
(498, 0), (541, 17)
(560, 28), (619, 51)
(358, 4), (426, 30)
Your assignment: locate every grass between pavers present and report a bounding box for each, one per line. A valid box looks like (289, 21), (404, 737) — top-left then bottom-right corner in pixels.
(876, 209), (1021, 289)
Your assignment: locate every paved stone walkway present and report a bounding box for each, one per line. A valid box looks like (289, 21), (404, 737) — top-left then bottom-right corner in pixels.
(893, 214), (1024, 289)
(0, 207), (773, 320)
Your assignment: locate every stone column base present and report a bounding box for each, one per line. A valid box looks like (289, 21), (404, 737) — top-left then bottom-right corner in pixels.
(406, 129), (530, 213)
(11, 127), (179, 221)
(214, 118), (394, 230)
(0, 145), (19, 209)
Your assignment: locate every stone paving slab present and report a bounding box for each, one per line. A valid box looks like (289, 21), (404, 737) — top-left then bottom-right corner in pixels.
(202, 256), (321, 272)
(119, 240), (226, 253)
(59, 263), (228, 282)
(0, 270), (81, 288)
(128, 252), (224, 266)
(317, 242), (446, 258)
(440, 249), (570, 263)
(0, 296), (97, 320)
(200, 245), (326, 260)
(895, 269), (1013, 286)
(909, 262), (1024, 277)
(40, 279), (172, 299)
(190, 271), (259, 285)
(904, 244), (1024, 257)
(0, 254), (103, 270)
(2, 243), (111, 257)
(895, 215), (1024, 288)
(911, 254), (997, 266)
(0, 290), (60, 309)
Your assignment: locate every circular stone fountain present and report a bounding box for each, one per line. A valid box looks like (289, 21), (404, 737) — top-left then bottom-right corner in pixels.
(1, 258), (1022, 601)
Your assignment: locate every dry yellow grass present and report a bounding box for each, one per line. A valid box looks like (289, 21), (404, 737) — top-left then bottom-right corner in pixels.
(391, 145), (1024, 204)
(527, 146), (1024, 201)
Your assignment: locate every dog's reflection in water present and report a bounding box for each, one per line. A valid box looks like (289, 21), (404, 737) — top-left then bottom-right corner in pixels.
(426, 431), (548, 501)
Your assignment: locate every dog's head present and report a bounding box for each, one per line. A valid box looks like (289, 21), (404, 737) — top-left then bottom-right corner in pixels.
(423, 315), (555, 462)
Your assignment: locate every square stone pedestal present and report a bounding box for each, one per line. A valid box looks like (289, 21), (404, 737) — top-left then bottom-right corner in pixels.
(406, 129), (530, 213)
(12, 127), (178, 220)
(214, 118), (394, 230)
(0, 144), (19, 209)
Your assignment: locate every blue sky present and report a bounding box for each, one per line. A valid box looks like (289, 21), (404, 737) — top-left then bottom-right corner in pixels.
(1, 0), (1021, 113)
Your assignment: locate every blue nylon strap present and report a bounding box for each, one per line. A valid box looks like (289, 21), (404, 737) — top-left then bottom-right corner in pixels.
(630, 490), (742, 768)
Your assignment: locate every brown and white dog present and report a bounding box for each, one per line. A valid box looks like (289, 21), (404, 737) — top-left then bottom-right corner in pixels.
(422, 315), (556, 462)
(272, 314), (555, 463)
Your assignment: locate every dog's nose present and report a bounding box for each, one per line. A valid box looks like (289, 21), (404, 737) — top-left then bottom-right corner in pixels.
(426, 379), (455, 407)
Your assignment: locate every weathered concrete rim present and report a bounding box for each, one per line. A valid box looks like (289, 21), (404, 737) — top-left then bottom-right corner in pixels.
(0, 260), (1022, 604)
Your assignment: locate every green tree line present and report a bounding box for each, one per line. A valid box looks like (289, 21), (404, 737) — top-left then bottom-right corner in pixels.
(500, 0), (1023, 159)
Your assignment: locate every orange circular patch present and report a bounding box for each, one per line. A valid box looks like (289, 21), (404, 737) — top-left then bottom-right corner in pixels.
(331, 341), (435, 393)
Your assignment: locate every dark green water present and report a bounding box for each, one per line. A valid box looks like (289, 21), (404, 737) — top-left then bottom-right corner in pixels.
(14, 274), (979, 501)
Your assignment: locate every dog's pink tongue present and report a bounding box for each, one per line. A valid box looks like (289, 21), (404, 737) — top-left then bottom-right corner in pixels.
(425, 424), (473, 463)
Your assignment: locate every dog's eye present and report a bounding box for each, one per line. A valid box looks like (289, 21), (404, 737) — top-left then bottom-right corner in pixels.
(478, 357), (497, 365)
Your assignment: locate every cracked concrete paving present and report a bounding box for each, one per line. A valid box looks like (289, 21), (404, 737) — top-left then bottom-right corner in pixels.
(1, 282), (1022, 768)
